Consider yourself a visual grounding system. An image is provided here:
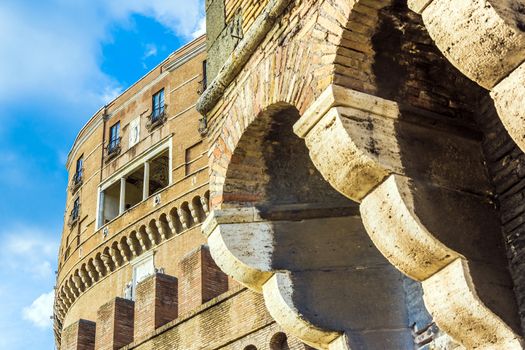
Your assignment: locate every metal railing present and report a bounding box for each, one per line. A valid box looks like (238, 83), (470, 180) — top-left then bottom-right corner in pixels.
(146, 105), (168, 131)
(68, 203), (80, 227)
(106, 137), (122, 161)
(69, 170), (83, 193)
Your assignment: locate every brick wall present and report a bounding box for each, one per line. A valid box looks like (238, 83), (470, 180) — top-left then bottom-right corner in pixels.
(95, 297), (134, 350)
(134, 273), (179, 341)
(62, 319), (96, 350)
(129, 288), (275, 350)
(476, 95), (525, 333)
(179, 244), (229, 314)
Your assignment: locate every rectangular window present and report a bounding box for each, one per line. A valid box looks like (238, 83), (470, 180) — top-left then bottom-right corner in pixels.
(69, 197), (80, 227)
(74, 155), (83, 183)
(151, 89), (165, 122)
(108, 122), (120, 154)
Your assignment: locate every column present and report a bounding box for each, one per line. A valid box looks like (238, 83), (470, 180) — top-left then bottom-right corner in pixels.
(143, 161), (150, 200)
(119, 177), (126, 215)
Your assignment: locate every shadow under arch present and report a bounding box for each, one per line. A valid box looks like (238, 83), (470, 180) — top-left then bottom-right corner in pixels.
(204, 103), (418, 349)
(293, 0), (523, 348)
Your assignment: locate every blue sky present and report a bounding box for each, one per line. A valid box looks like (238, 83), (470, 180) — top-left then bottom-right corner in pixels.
(0, 1), (204, 348)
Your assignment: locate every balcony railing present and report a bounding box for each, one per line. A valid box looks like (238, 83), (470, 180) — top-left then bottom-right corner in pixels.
(69, 170), (83, 193)
(105, 137), (121, 162)
(146, 105), (167, 132)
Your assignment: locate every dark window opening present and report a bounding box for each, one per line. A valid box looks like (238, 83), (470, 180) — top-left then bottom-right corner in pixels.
(152, 89), (165, 122)
(125, 165), (145, 209)
(69, 197), (80, 227)
(107, 122), (121, 160)
(148, 150), (170, 195)
(70, 155), (84, 192)
(147, 89), (167, 132)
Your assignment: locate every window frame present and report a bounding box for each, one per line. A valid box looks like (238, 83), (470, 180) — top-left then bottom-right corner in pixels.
(151, 89), (165, 122)
(74, 155), (83, 182)
(108, 121), (121, 154)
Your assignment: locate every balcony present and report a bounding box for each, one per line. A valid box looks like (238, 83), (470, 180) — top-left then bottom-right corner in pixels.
(146, 105), (167, 132)
(69, 171), (83, 193)
(105, 137), (121, 162)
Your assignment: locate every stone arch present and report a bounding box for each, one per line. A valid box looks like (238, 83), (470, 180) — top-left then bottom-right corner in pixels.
(270, 332), (290, 350)
(243, 346), (257, 350)
(205, 103), (420, 349)
(407, 0), (525, 153)
(179, 202), (194, 228)
(203, 0), (523, 348)
(292, 0), (524, 348)
(168, 207), (183, 234)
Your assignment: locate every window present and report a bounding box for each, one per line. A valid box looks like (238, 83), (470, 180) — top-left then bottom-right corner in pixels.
(74, 155), (83, 183)
(69, 197), (80, 227)
(151, 89), (165, 123)
(97, 139), (172, 229)
(108, 122), (121, 156)
(70, 155), (84, 192)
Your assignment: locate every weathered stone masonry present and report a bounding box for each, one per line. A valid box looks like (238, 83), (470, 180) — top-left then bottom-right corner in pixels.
(198, 0), (525, 349)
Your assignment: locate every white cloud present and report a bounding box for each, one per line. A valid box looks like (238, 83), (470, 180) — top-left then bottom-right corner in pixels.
(22, 291), (55, 329)
(192, 16), (207, 38)
(2, 226), (59, 279)
(0, 0), (204, 110)
(143, 44), (158, 59)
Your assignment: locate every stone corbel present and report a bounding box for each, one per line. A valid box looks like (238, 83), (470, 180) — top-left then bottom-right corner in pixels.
(294, 84), (524, 348)
(145, 225), (157, 246)
(155, 220), (168, 240)
(202, 208), (350, 349)
(203, 203), (413, 349)
(177, 208), (189, 230)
